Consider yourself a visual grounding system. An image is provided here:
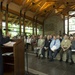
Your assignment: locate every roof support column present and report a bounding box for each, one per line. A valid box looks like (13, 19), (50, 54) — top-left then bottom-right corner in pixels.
(23, 12), (26, 35)
(0, 1), (3, 29)
(67, 13), (69, 35)
(32, 16), (35, 35)
(35, 17), (38, 35)
(0, 1), (2, 11)
(5, 4), (9, 35)
(19, 10), (22, 36)
(42, 20), (45, 36)
(63, 15), (65, 35)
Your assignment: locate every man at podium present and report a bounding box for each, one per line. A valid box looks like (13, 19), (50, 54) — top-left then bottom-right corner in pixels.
(0, 29), (11, 75)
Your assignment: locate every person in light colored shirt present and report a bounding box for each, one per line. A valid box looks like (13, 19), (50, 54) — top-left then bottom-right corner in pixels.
(35, 35), (45, 58)
(59, 34), (71, 63)
(49, 35), (60, 61)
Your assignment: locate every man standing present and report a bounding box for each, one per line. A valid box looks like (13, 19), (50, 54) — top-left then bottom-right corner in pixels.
(0, 29), (10, 75)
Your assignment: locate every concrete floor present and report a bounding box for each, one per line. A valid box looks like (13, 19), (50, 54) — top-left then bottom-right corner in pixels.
(4, 52), (75, 75)
(26, 53), (75, 75)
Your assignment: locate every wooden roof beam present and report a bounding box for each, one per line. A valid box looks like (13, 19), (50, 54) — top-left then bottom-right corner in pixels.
(21, 0), (42, 11)
(22, 0), (27, 5)
(23, 0), (46, 16)
(11, 16), (18, 24)
(57, 1), (75, 15)
(33, 1), (46, 17)
(2, 2), (43, 24)
(46, 0), (59, 2)
(0, 0), (4, 2)
(20, 0), (32, 13)
(43, 1), (64, 20)
(26, 21), (31, 26)
(21, 0), (32, 9)
(15, 20), (19, 25)
(26, 0), (41, 11)
(4, 0), (13, 4)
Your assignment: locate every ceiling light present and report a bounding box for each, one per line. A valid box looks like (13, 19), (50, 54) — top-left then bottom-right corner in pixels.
(32, 2), (35, 5)
(53, 5), (55, 8)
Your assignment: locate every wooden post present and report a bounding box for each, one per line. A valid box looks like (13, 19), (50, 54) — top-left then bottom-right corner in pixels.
(35, 17), (37, 35)
(5, 4), (8, 35)
(42, 20), (44, 36)
(0, 2), (2, 29)
(19, 10), (22, 36)
(63, 15), (65, 35)
(67, 13), (69, 35)
(32, 16), (35, 35)
(32, 21), (34, 35)
(23, 12), (26, 35)
(0, 1), (2, 11)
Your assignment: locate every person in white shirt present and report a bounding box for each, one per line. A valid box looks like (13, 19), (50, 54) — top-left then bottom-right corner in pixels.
(26, 36), (31, 49)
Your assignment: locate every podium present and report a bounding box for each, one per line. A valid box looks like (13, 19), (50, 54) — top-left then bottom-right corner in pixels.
(2, 39), (25, 75)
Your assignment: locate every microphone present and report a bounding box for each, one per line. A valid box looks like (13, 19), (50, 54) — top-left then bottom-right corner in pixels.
(3, 29), (11, 31)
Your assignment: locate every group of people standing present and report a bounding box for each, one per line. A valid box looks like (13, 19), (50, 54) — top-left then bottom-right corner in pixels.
(27, 34), (75, 65)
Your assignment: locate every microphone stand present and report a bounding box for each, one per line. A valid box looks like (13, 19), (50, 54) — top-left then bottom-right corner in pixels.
(25, 43), (36, 75)
(25, 47), (29, 75)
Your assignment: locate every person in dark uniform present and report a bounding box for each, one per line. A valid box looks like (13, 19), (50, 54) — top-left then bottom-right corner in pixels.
(69, 35), (75, 65)
(42, 35), (52, 59)
(0, 29), (10, 75)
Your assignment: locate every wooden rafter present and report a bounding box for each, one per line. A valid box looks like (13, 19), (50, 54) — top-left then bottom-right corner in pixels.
(33, 1), (46, 16)
(37, 0), (63, 17)
(2, 0), (75, 24)
(26, 21), (31, 26)
(21, 0), (32, 11)
(11, 16), (18, 24)
(0, 0), (4, 2)
(27, 0), (41, 11)
(4, 0), (13, 4)
(22, 0), (26, 5)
